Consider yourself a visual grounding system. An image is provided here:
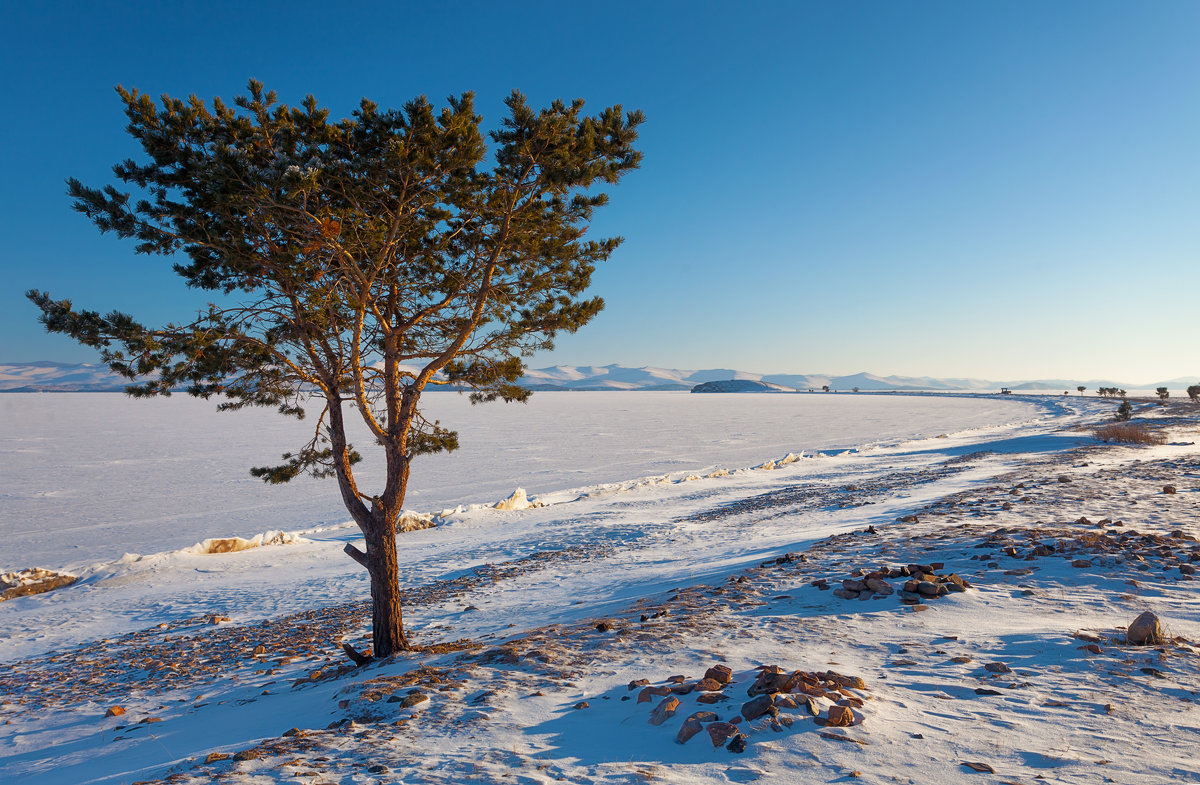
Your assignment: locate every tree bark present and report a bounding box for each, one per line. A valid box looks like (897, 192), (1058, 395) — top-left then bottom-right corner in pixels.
(364, 513), (409, 656)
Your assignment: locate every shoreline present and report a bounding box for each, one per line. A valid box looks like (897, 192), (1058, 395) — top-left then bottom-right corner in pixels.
(1, 401), (1197, 783)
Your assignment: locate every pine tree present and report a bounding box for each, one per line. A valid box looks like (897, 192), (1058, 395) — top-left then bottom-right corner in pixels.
(28, 81), (643, 657)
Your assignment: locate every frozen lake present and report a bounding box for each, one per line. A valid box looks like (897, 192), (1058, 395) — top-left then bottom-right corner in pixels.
(0, 391), (1046, 570)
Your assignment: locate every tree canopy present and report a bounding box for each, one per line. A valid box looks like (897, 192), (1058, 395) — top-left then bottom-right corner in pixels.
(29, 81), (643, 655)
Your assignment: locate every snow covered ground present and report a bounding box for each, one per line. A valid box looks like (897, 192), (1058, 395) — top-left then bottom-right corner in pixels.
(3, 393), (1198, 785)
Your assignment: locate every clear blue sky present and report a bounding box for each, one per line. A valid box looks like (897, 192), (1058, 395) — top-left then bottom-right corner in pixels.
(2, 1), (1196, 382)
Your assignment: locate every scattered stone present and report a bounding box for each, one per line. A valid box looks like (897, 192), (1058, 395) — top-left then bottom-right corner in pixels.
(638, 686), (672, 703)
(963, 761), (995, 773)
(741, 694), (777, 720)
(648, 697), (680, 725)
(826, 705), (858, 727)
(628, 678), (650, 690)
(367, 765), (388, 774)
(232, 749), (261, 762)
(676, 711), (718, 744)
(398, 692), (429, 708)
(204, 752), (231, 764)
(1126, 611), (1164, 645)
(704, 665), (733, 684)
(984, 662), (1011, 673)
(105, 706), (126, 718)
(695, 677), (723, 692)
(726, 733), (748, 753)
(1163, 485), (1176, 494)
(707, 721), (739, 747)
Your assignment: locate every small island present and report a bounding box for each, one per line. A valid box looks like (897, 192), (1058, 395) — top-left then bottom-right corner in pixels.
(691, 379), (793, 393)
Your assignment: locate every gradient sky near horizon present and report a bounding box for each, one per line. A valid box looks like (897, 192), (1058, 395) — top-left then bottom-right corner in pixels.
(2, 1), (1196, 382)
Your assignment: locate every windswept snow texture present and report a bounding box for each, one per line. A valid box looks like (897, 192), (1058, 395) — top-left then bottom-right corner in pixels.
(2, 392), (1045, 571)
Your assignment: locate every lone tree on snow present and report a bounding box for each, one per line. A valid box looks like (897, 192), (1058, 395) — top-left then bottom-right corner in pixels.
(1077, 386), (1086, 396)
(28, 81), (643, 657)
(1157, 387), (1170, 402)
(1188, 384), (1200, 403)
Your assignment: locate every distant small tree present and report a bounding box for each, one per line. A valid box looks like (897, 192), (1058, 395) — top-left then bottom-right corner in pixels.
(822, 385), (830, 393)
(1115, 400), (1132, 421)
(1156, 387), (1170, 402)
(852, 386), (859, 393)
(1188, 384), (1200, 403)
(1117, 389), (1127, 399)
(1078, 386), (1086, 396)
(28, 81), (643, 657)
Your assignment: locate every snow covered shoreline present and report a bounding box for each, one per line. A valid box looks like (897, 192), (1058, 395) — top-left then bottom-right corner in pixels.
(3, 396), (1198, 784)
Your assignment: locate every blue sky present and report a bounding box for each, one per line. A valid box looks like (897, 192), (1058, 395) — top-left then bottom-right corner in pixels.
(2, 1), (1196, 381)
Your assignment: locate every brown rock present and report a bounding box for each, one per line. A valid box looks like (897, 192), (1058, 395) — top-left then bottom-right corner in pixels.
(1072, 559), (1092, 568)
(741, 694), (777, 720)
(105, 706), (126, 718)
(232, 749), (260, 761)
(820, 671), (867, 690)
(204, 752), (230, 764)
(573, 701), (589, 710)
(637, 685), (672, 703)
(676, 717), (704, 744)
(832, 588), (861, 600)
(666, 674), (687, 684)
(865, 577), (893, 595)
(1163, 485), (1177, 494)
(842, 579), (867, 592)
(984, 662), (1011, 673)
(627, 678), (650, 691)
(1127, 611), (1163, 645)
(771, 694), (796, 709)
(917, 581), (940, 597)
(704, 664), (733, 685)
(695, 677), (722, 692)
(707, 721), (739, 747)
(696, 693), (724, 704)
(747, 667), (790, 696)
(676, 709), (719, 741)
(826, 705), (856, 727)
(648, 697), (680, 725)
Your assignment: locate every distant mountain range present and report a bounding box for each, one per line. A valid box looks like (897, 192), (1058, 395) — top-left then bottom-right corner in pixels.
(3, 361), (1196, 394)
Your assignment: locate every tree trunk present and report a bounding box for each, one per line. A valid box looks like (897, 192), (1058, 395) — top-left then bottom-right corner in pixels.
(364, 514), (409, 656)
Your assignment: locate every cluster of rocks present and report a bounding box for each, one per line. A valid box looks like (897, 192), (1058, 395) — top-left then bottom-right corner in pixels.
(973, 521), (1200, 576)
(633, 663), (868, 753)
(813, 562), (971, 605)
